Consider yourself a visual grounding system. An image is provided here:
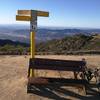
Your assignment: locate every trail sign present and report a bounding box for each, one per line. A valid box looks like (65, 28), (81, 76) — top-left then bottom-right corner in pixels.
(17, 10), (49, 17)
(16, 10), (49, 21)
(16, 15), (31, 21)
(16, 10), (49, 57)
(16, 9), (49, 77)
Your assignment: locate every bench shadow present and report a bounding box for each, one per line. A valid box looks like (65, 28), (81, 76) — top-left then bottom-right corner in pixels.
(28, 84), (100, 100)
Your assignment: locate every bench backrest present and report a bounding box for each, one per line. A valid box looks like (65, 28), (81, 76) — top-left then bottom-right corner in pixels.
(29, 58), (86, 72)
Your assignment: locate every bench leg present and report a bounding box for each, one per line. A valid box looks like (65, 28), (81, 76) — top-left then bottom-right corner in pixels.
(78, 85), (86, 96)
(74, 72), (78, 79)
(82, 85), (86, 95)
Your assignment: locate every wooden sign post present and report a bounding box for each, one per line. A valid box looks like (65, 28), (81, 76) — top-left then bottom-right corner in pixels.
(16, 10), (49, 77)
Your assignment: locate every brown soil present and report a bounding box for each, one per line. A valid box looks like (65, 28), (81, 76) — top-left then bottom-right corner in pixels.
(0, 55), (100, 100)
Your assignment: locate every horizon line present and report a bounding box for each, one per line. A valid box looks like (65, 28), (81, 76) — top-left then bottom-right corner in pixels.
(0, 23), (100, 29)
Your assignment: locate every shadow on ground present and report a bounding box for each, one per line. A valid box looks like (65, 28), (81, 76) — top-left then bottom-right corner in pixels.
(28, 84), (100, 100)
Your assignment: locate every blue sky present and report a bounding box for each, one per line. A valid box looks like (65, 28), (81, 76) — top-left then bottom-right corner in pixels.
(0, 0), (100, 28)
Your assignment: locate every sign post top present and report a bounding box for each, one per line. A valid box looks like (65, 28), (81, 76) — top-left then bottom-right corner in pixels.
(16, 10), (49, 21)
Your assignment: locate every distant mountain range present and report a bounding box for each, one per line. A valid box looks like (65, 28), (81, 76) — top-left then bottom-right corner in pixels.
(0, 25), (100, 43)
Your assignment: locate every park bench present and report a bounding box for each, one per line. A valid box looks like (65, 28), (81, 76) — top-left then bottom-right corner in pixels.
(27, 58), (88, 95)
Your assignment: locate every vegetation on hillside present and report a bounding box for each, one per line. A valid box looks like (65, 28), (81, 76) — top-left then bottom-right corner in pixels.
(36, 34), (100, 55)
(0, 40), (29, 55)
(0, 34), (100, 55)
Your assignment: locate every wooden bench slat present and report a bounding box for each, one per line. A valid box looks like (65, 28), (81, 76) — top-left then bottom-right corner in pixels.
(29, 58), (86, 71)
(28, 77), (88, 85)
(31, 65), (83, 71)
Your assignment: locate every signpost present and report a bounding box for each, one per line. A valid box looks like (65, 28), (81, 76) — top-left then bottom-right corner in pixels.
(16, 10), (49, 77)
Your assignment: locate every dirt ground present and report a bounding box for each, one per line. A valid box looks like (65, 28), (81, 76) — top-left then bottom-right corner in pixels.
(0, 55), (100, 100)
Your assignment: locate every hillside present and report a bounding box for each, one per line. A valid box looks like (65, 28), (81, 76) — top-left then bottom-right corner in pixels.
(0, 39), (29, 47)
(36, 34), (100, 54)
(0, 34), (100, 55)
(83, 34), (100, 50)
(0, 39), (29, 54)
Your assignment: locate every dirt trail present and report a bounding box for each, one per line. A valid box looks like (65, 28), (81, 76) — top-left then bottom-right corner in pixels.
(0, 55), (100, 100)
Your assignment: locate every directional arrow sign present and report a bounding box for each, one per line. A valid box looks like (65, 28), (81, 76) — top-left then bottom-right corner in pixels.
(16, 15), (31, 21)
(17, 10), (49, 17)
(18, 10), (30, 16)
